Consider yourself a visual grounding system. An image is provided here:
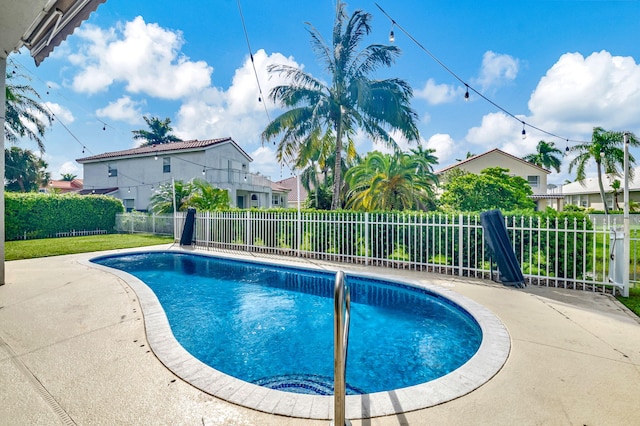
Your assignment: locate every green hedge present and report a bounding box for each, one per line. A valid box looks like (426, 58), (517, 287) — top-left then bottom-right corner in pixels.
(5, 193), (124, 240)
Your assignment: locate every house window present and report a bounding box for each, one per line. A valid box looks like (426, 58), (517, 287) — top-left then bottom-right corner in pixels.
(527, 175), (539, 188)
(272, 194), (279, 205)
(123, 199), (134, 212)
(108, 164), (117, 177)
(163, 157), (171, 173)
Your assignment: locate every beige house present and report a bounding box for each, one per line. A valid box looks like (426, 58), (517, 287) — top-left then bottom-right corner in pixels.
(436, 148), (563, 210)
(560, 169), (640, 210)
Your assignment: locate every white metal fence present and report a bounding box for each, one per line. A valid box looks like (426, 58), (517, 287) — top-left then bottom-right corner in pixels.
(117, 211), (639, 292)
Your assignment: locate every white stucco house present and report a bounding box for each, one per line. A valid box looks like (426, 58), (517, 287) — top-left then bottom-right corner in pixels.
(76, 137), (289, 211)
(560, 168), (640, 210)
(435, 148), (564, 210)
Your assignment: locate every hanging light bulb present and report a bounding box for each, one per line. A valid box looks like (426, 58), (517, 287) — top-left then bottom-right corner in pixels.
(464, 85), (470, 102)
(521, 122), (527, 139)
(102, 125), (106, 131)
(128, 187), (131, 193)
(154, 154), (158, 161)
(389, 21), (395, 43)
(202, 168), (206, 175)
(258, 96), (262, 102)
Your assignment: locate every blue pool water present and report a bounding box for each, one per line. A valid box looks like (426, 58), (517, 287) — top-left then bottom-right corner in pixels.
(93, 252), (482, 395)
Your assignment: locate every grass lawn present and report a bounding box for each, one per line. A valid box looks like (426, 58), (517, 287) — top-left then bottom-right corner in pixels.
(617, 287), (640, 317)
(5, 233), (174, 261)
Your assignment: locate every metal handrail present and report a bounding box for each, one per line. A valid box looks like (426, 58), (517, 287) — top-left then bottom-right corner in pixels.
(333, 271), (351, 426)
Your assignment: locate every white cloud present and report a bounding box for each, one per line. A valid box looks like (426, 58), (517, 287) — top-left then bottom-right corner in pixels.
(44, 102), (74, 123)
(175, 49), (301, 145)
(96, 96), (145, 124)
(59, 161), (80, 177)
(70, 16), (212, 99)
(250, 145), (281, 181)
(415, 78), (464, 105)
(528, 50), (640, 133)
(425, 134), (455, 165)
(474, 51), (519, 90)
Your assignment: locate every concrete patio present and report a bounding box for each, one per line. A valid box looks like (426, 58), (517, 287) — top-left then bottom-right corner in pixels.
(1, 244), (639, 425)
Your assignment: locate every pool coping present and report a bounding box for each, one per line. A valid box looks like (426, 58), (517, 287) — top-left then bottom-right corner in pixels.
(83, 247), (511, 420)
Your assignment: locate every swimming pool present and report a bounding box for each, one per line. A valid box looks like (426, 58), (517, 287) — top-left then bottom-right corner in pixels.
(88, 249), (510, 419)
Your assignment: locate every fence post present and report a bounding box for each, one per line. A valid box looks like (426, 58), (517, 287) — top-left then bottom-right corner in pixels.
(365, 212), (369, 266)
(245, 210), (251, 251)
(458, 213), (464, 277)
(297, 207), (302, 257)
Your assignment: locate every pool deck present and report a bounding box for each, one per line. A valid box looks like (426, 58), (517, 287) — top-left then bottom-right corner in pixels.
(1, 244), (640, 425)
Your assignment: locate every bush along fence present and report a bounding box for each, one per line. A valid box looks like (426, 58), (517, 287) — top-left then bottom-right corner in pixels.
(117, 210), (635, 292)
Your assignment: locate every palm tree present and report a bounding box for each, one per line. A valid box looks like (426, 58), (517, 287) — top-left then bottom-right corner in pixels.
(132, 116), (182, 146)
(188, 179), (230, 211)
(262, 1), (420, 210)
(344, 151), (437, 211)
(149, 180), (193, 214)
(5, 146), (50, 192)
(569, 127), (639, 215)
(61, 173), (77, 181)
(4, 72), (53, 152)
(523, 140), (563, 173)
(409, 143), (439, 176)
(610, 179), (621, 211)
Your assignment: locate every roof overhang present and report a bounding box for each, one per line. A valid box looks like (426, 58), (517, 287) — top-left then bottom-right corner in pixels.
(2, 0), (105, 65)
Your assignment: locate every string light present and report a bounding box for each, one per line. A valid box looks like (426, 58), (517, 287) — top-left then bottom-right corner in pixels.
(374, 3), (590, 147)
(521, 122), (527, 139)
(464, 84), (469, 102)
(389, 21), (395, 43)
(202, 168), (206, 175)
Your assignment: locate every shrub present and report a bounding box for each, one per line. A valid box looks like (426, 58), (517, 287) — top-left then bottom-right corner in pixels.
(5, 193), (124, 240)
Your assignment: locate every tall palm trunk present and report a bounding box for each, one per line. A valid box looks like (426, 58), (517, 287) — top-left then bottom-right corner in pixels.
(331, 114), (344, 210)
(596, 160), (609, 215)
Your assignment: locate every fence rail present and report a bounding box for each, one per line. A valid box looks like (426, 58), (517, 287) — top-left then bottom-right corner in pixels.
(117, 211), (639, 293)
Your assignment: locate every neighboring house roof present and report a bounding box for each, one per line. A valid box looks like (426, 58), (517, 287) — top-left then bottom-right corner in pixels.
(76, 137), (252, 163)
(270, 181), (291, 193)
(435, 148), (551, 175)
(561, 169), (640, 195)
(46, 178), (83, 192)
(77, 187), (118, 195)
(277, 176), (308, 203)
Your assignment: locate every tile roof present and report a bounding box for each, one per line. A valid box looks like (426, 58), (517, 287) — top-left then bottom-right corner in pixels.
(277, 176), (308, 203)
(76, 137), (252, 162)
(435, 148), (551, 175)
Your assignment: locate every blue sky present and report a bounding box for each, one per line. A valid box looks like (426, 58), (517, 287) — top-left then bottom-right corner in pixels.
(8, 0), (640, 185)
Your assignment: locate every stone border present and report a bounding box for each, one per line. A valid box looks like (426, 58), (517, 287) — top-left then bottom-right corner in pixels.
(83, 248), (510, 419)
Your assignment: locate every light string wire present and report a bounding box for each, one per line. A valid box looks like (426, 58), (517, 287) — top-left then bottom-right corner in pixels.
(374, 3), (588, 146)
(237, 0), (272, 132)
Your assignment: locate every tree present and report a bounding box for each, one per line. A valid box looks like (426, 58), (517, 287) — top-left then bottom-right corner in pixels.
(188, 179), (230, 211)
(149, 179), (230, 213)
(61, 173), (77, 181)
(344, 151), (437, 211)
(610, 179), (622, 211)
(149, 180), (193, 214)
(440, 167), (535, 212)
(304, 185), (333, 210)
(5, 72), (53, 152)
(132, 116), (182, 146)
(523, 140), (563, 173)
(262, 1), (420, 210)
(5, 147), (50, 192)
(569, 127), (639, 215)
